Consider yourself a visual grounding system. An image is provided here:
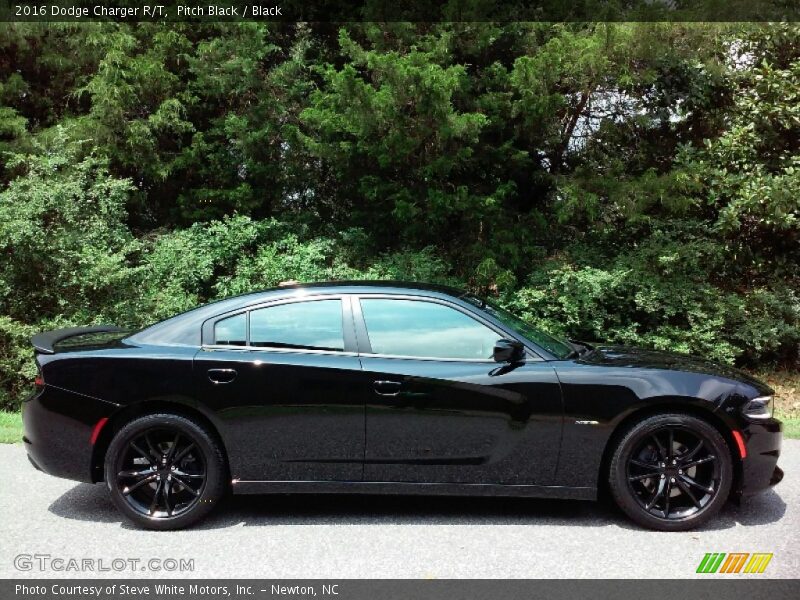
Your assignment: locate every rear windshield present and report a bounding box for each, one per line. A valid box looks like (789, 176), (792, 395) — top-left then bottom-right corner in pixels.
(53, 330), (130, 352)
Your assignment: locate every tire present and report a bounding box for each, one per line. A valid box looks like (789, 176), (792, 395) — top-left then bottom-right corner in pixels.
(104, 413), (227, 530)
(608, 413), (733, 531)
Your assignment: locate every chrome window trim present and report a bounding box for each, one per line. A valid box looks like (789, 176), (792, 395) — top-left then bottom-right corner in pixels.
(200, 344), (359, 358)
(358, 352), (497, 363)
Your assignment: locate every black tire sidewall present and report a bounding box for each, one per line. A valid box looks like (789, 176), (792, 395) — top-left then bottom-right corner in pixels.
(609, 413), (733, 531)
(104, 413), (226, 530)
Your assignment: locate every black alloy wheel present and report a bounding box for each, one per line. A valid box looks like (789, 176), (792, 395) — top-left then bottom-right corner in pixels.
(117, 428), (206, 517)
(609, 413), (733, 531)
(105, 414), (226, 530)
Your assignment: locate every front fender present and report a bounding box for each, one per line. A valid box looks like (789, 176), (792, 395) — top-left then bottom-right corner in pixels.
(551, 362), (746, 488)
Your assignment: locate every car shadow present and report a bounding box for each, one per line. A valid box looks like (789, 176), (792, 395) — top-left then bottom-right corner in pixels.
(48, 483), (787, 531)
(698, 489), (788, 530)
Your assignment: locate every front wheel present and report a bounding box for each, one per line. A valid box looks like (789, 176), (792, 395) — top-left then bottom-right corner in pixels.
(609, 413), (733, 531)
(105, 413), (227, 530)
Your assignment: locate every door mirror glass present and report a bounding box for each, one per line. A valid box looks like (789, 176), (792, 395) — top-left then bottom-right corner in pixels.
(493, 339), (525, 363)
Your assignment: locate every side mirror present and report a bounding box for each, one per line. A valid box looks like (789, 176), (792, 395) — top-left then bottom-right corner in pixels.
(493, 339), (525, 363)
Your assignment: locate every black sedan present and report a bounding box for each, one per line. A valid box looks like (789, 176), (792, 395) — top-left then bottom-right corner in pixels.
(23, 282), (783, 530)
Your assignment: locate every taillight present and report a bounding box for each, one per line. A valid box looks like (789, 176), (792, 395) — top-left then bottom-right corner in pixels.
(90, 417), (109, 445)
(34, 374), (44, 388)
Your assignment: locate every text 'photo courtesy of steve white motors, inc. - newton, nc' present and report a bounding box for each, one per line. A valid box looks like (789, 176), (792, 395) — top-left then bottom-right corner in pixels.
(11, 4), (284, 19)
(14, 583), (339, 597)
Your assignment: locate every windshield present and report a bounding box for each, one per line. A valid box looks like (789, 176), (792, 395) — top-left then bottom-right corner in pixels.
(461, 295), (574, 359)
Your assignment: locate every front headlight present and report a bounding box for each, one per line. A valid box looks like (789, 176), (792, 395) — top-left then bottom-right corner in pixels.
(742, 396), (773, 419)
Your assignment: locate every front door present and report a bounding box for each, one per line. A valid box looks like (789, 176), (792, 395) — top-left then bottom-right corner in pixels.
(355, 297), (563, 485)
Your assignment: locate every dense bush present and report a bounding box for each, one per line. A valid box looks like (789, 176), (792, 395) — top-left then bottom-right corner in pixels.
(503, 236), (800, 365)
(0, 22), (798, 410)
(0, 317), (37, 409)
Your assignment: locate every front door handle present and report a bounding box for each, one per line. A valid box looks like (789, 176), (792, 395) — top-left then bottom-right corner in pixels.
(373, 380), (402, 396)
(208, 368), (237, 384)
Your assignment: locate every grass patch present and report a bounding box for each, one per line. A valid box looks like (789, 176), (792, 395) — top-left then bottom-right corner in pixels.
(0, 411), (23, 444)
(776, 417), (800, 439)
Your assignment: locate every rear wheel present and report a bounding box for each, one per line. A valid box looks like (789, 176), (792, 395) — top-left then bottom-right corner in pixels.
(105, 413), (226, 530)
(609, 413), (733, 531)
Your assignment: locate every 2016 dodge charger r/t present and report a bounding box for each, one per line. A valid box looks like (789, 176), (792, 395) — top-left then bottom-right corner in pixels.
(23, 282), (783, 530)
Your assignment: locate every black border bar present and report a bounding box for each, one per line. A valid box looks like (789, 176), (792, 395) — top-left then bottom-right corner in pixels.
(5, 579), (800, 600)
(2, 0), (800, 23)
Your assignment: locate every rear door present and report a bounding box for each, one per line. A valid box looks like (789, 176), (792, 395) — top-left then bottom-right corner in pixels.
(354, 295), (563, 485)
(194, 295), (365, 482)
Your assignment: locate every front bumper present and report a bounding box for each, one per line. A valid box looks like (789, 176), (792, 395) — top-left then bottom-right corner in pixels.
(737, 417), (783, 496)
(770, 465), (784, 486)
(22, 386), (118, 483)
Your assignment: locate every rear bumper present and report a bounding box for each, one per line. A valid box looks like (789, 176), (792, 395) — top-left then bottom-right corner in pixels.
(737, 417), (783, 496)
(22, 386), (118, 483)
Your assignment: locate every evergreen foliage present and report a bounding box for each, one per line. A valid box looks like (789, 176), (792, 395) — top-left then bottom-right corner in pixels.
(1, 23), (798, 408)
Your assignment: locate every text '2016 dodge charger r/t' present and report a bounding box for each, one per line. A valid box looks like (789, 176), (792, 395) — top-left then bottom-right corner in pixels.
(23, 282), (783, 530)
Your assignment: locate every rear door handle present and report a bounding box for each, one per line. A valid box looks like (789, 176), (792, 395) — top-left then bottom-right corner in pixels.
(208, 368), (237, 384)
(373, 380), (402, 396)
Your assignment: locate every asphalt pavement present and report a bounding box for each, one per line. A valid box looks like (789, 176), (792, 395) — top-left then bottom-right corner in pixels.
(1, 441), (797, 579)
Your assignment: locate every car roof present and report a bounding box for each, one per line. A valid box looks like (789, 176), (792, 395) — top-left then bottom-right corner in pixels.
(128, 281), (471, 347)
(265, 280), (466, 295)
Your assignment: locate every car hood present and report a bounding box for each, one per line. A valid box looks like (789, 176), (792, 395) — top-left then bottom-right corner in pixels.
(580, 344), (774, 395)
